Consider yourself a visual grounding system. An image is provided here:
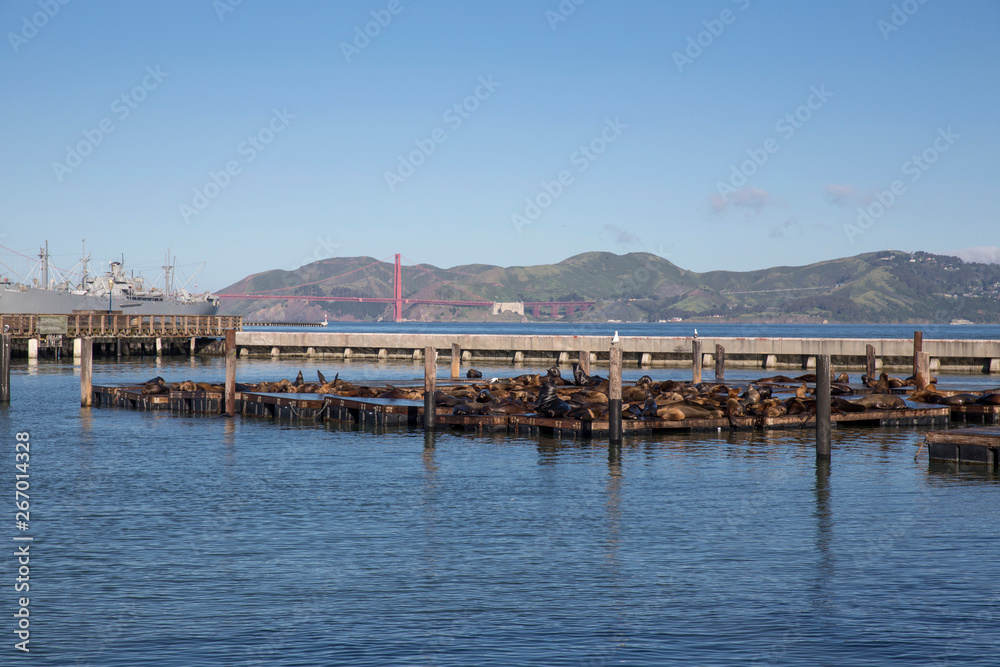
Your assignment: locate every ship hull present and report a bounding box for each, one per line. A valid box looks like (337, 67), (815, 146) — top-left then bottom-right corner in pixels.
(0, 288), (220, 316)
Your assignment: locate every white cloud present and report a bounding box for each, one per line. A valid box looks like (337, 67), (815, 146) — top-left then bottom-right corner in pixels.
(709, 186), (772, 214)
(943, 246), (1000, 264)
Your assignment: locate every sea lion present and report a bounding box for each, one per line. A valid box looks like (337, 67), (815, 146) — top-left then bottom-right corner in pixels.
(536, 381), (571, 417)
(976, 392), (1000, 405)
(834, 372), (850, 384)
(466, 368), (483, 379)
(292, 371), (304, 387)
(317, 370), (326, 383)
(571, 362), (591, 387)
(939, 393), (981, 406)
(853, 394), (906, 410)
(872, 373), (890, 394)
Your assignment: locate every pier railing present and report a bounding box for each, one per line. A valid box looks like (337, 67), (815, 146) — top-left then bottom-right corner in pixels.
(0, 314), (242, 338)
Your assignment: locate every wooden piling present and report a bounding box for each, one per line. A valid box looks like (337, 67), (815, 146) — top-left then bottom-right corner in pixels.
(609, 343), (623, 442)
(715, 344), (725, 380)
(913, 331), (923, 377)
(865, 344), (876, 380)
(692, 339), (702, 384)
(451, 343), (460, 379)
(915, 351), (931, 390)
(224, 328), (236, 417)
(424, 346), (436, 430)
(816, 354), (831, 460)
(1, 333), (11, 404)
(578, 350), (590, 376)
(79, 337), (93, 407)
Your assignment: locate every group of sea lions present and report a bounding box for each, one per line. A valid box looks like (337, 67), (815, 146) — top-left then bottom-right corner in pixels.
(441, 365), (914, 427)
(140, 370), (344, 396)
(139, 364), (988, 427)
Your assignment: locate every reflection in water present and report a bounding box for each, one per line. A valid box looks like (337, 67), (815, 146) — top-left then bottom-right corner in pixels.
(812, 459), (833, 612)
(222, 416), (237, 450)
(602, 443), (629, 660)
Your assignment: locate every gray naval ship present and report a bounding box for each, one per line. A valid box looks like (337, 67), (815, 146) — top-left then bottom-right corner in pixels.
(0, 244), (220, 316)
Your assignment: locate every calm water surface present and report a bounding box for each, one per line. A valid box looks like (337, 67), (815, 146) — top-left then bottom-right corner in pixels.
(2, 353), (998, 666)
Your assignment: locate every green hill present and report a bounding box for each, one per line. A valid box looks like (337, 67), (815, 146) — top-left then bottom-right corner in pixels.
(217, 250), (1000, 324)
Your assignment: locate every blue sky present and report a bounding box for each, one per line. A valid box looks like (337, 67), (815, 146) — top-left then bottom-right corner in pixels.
(2, 0), (997, 291)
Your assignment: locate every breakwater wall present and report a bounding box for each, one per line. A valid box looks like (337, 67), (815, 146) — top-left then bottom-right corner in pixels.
(227, 332), (1000, 374)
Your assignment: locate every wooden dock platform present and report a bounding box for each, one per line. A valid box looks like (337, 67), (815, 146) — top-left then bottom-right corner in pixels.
(91, 384), (951, 439)
(924, 427), (1000, 467)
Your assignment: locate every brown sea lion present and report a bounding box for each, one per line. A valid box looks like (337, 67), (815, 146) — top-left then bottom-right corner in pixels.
(466, 368), (483, 379)
(939, 393), (981, 406)
(976, 392), (1000, 405)
(853, 394), (905, 410)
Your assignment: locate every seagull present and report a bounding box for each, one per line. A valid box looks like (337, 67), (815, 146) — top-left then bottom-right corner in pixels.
(693, 328), (698, 339)
(612, 330), (620, 344)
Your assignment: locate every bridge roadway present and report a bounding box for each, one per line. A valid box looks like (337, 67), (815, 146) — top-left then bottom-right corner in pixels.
(235, 332), (1000, 373)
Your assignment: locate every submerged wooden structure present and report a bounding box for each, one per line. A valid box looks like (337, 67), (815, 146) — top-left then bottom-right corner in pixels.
(925, 427), (1000, 468)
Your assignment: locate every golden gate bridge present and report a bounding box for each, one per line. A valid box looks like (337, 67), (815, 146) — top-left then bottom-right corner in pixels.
(215, 254), (596, 321)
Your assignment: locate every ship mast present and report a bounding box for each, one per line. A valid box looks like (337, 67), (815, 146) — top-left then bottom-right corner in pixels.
(81, 239), (88, 287)
(163, 250), (172, 296)
(39, 241), (49, 289)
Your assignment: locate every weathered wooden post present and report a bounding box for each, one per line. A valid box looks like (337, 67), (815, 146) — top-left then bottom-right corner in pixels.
(865, 344), (876, 380)
(224, 328), (236, 417)
(915, 351), (931, 390)
(913, 331), (923, 377)
(1, 333), (11, 404)
(424, 346), (436, 430)
(578, 350), (590, 376)
(816, 354), (831, 460)
(692, 339), (702, 384)
(79, 337), (93, 407)
(609, 341), (623, 443)
(451, 343), (460, 379)
(715, 344), (725, 380)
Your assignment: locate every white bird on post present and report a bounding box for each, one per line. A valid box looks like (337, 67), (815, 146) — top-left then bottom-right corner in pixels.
(693, 328), (698, 339)
(612, 330), (620, 344)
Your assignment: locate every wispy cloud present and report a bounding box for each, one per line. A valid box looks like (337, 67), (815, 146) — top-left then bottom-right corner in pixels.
(824, 183), (873, 207)
(944, 246), (1000, 264)
(604, 224), (641, 245)
(769, 217), (802, 238)
(709, 186), (772, 214)
(824, 183), (855, 206)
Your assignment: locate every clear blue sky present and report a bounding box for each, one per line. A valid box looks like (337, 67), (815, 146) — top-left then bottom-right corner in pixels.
(2, 0), (997, 291)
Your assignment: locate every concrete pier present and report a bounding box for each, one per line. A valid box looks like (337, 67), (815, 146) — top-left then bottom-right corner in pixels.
(231, 332), (1000, 373)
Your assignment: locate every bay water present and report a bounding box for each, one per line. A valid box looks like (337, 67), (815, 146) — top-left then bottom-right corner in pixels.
(2, 323), (999, 665)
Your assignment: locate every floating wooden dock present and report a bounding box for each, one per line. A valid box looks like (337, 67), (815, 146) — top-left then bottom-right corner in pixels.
(90, 384), (951, 439)
(924, 427), (1000, 468)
